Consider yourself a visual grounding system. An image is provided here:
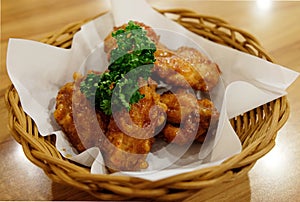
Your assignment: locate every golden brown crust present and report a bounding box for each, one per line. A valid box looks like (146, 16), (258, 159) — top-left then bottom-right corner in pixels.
(54, 73), (108, 153)
(176, 46), (221, 91)
(153, 48), (208, 91)
(102, 78), (167, 171)
(160, 91), (219, 145)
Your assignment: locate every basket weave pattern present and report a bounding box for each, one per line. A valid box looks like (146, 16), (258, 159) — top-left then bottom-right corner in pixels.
(5, 9), (290, 201)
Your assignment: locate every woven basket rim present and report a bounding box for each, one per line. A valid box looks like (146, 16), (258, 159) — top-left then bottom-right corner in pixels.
(4, 8), (290, 201)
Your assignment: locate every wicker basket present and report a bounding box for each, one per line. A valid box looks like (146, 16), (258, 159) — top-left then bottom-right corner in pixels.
(5, 9), (290, 201)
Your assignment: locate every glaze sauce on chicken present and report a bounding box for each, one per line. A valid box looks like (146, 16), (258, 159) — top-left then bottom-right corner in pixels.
(54, 21), (220, 171)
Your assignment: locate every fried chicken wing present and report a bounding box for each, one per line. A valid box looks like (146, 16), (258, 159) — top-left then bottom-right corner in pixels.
(102, 78), (167, 171)
(54, 72), (109, 153)
(160, 91), (219, 145)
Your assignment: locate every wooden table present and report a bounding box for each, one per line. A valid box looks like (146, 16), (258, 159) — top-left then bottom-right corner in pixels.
(1, 0), (299, 201)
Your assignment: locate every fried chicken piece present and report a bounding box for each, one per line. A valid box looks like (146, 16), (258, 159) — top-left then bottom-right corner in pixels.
(54, 72), (109, 153)
(153, 47), (221, 92)
(160, 91), (219, 145)
(153, 48), (209, 91)
(104, 21), (160, 58)
(176, 47), (221, 91)
(102, 78), (167, 171)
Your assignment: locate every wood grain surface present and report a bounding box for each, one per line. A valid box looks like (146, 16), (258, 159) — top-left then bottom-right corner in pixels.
(1, 0), (299, 201)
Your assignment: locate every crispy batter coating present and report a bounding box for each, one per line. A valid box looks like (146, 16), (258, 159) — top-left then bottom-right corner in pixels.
(153, 47), (220, 92)
(153, 48), (207, 91)
(176, 47), (221, 91)
(160, 91), (219, 145)
(103, 78), (167, 171)
(53, 72), (108, 153)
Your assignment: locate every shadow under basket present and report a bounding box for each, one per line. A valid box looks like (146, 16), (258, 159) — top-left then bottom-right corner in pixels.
(5, 9), (290, 201)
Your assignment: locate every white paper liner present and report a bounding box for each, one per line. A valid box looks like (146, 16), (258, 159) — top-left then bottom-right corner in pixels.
(6, 0), (299, 181)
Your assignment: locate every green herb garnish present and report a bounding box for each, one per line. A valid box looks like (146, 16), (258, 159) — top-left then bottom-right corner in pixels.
(80, 21), (156, 115)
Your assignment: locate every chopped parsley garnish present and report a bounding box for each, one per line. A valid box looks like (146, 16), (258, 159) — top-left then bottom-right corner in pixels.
(80, 21), (156, 115)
